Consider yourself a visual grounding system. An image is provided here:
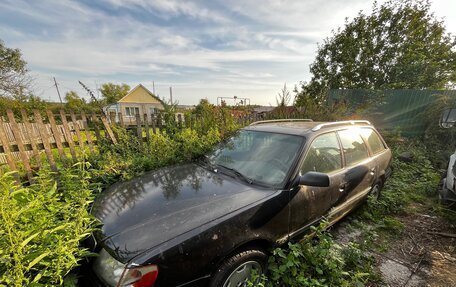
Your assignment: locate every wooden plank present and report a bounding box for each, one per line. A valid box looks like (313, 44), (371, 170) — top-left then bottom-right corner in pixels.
(91, 113), (102, 144)
(177, 114), (183, 128)
(21, 109), (41, 167)
(33, 110), (57, 172)
(6, 110), (33, 182)
(80, 111), (94, 151)
(59, 110), (77, 161)
(151, 114), (156, 134)
(70, 111), (84, 149)
(135, 113), (142, 140)
(144, 114), (150, 142)
(0, 117), (19, 181)
(118, 112), (124, 128)
(109, 113), (116, 124)
(46, 110), (66, 161)
(100, 114), (117, 144)
(157, 113), (162, 130)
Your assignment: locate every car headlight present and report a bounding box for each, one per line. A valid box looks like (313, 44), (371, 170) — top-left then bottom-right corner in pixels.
(93, 249), (159, 287)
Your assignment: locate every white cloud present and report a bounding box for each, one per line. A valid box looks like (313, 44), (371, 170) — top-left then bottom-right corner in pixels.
(102, 0), (229, 23)
(1, 0), (455, 106)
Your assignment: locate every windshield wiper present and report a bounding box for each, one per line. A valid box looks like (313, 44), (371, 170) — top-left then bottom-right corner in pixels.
(215, 164), (254, 184)
(198, 155), (216, 169)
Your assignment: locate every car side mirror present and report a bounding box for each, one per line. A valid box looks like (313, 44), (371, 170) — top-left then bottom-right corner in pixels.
(299, 172), (330, 187)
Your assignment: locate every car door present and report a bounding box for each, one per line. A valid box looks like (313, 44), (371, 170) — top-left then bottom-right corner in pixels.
(328, 128), (376, 220)
(289, 132), (345, 236)
(360, 127), (391, 179)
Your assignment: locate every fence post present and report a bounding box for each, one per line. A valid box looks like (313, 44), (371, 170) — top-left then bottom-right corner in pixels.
(6, 110), (33, 182)
(118, 112), (124, 128)
(136, 113), (142, 141)
(59, 110), (77, 161)
(80, 111), (94, 152)
(46, 110), (67, 161)
(151, 114), (156, 134)
(157, 113), (162, 131)
(70, 111), (84, 149)
(144, 114), (150, 142)
(109, 113), (116, 124)
(100, 113), (117, 144)
(177, 114), (183, 128)
(0, 116), (19, 181)
(33, 110), (57, 172)
(91, 113), (102, 144)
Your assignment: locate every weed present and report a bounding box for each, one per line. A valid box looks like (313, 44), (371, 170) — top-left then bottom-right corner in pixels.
(0, 162), (96, 286)
(253, 223), (379, 287)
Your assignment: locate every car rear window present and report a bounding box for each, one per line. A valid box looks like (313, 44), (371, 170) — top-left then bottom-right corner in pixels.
(338, 129), (369, 166)
(360, 128), (386, 155)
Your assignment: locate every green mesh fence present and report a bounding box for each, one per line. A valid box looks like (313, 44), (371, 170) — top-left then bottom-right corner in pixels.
(328, 89), (456, 136)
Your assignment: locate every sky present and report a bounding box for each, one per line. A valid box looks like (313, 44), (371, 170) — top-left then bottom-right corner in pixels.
(1, 0), (455, 106)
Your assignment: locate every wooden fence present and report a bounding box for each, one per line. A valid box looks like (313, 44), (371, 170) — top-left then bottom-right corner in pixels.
(0, 108), (309, 183)
(0, 109), (117, 182)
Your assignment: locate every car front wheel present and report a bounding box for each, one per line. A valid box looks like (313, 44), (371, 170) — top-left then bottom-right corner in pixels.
(209, 248), (267, 287)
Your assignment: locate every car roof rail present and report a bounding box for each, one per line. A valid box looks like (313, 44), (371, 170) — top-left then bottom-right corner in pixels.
(311, 120), (371, 131)
(249, 119), (313, 126)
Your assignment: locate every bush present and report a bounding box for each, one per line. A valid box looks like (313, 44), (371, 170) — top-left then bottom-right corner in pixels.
(253, 223), (377, 287)
(0, 163), (97, 286)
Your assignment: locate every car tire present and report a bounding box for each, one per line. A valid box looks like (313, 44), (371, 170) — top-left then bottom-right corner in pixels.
(209, 248), (268, 287)
(369, 180), (383, 201)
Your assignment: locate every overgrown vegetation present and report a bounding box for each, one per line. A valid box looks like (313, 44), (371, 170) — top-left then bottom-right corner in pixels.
(252, 223), (378, 287)
(0, 101), (239, 286)
(0, 163), (97, 286)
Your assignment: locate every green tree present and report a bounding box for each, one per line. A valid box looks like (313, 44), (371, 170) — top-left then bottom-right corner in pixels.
(64, 91), (87, 111)
(99, 83), (130, 105)
(0, 40), (29, 97)
(296, 0), (456, 106)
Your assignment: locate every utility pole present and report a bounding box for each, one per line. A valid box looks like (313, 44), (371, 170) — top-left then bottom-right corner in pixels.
(53, 77), (63, 105)
(169, 86), (173, 104)
(152, 81), (156, 95)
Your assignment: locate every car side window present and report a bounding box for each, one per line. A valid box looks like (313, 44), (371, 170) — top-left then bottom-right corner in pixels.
(338, 129), (369, 166)
(301, 132), (342, 174)
(360, 128), (386, 155)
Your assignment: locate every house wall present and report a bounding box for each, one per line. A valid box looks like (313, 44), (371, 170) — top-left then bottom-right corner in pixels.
(118, 102), (163, 124)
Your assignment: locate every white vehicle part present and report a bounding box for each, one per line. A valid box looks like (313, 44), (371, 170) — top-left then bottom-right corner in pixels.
(445, 153), (456, 192)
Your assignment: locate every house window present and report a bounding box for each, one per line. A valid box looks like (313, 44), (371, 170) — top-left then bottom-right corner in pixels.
(125, 107), (140, 116)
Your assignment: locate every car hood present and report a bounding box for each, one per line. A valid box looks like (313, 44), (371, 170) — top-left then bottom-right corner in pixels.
(92, 163), (274, 262)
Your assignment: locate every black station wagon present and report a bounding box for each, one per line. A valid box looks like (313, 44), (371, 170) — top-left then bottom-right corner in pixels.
(86, 119), (392, 287)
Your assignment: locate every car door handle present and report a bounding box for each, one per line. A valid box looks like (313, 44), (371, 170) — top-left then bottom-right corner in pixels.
(339, 182), (347, 192)
(370, 167), (375, 176)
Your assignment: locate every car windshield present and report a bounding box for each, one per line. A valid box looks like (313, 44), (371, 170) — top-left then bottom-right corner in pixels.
(207, 130), (304, 187)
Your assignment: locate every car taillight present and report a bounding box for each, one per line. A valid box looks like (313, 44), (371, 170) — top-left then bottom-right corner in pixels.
(117, 265), (159, 287)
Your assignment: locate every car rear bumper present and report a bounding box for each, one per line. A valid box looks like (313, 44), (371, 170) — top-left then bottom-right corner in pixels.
(77, 260), (106, 287)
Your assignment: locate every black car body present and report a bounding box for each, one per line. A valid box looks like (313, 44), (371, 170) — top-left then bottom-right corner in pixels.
(88, 119), (392, 287)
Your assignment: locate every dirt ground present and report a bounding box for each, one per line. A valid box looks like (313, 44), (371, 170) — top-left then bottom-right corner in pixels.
(333, 202), (456, 287)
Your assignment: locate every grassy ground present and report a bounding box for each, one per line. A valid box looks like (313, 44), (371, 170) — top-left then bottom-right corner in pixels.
(332, 139), (456, 286)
